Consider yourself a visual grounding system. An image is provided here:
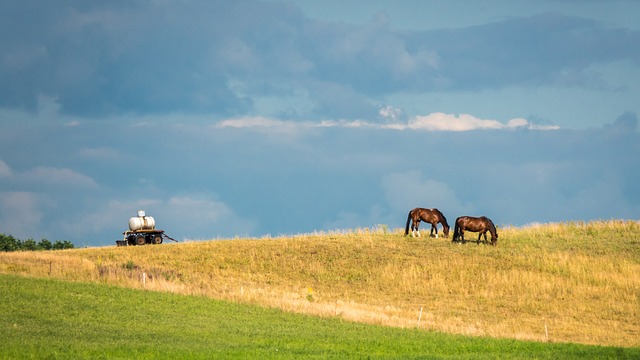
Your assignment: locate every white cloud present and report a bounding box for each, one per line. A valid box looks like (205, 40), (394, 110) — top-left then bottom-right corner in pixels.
(506, 118), (529, 128)
(214, 113), (559, 132)
(409, 113), (503, 131)
(378, 105), (403, 122)
(215, 116), (289, 129)
(406, 113), (559, 131)
(213, 116), (319, 140)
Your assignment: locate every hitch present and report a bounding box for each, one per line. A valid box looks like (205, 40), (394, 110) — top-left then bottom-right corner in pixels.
(163, 234), (178, 242)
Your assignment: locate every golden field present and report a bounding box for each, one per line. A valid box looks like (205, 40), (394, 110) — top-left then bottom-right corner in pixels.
(1, 220), (638, 347)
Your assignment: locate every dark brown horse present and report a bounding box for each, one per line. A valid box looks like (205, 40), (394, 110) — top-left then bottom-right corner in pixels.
(405, 208), (450, 238)
(452, 216), (498, 245)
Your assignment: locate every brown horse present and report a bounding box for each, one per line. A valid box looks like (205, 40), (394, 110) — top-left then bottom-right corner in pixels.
(452, 216), (498, 245)
(405, 208), (450, 238)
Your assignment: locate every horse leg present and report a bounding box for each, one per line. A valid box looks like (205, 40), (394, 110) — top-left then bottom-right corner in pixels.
(431, 223), (438, 238)
(412, 221), (420, 237)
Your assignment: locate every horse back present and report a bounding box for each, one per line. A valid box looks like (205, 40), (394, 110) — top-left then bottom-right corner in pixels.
(419, 208), (444, 223)
(456, 216), (486, 232)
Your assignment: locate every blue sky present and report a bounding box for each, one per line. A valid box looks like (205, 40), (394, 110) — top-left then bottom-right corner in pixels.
(1, 0), (638, 246)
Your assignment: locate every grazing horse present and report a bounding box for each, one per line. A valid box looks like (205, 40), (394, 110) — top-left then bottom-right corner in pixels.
(452, 216), (498, 245)
(404, 208), (450, 238)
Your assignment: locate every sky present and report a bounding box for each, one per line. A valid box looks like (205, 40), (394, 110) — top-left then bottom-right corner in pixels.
(1, 0), (639, 247)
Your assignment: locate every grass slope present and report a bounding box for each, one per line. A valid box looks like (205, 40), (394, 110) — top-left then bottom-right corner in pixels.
(1, 274), (637, 359)
(1, 220), (638, 348)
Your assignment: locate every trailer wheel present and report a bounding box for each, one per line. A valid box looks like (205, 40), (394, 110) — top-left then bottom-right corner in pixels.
(136, 235), (146, 246)
(153, 235), (163, 244)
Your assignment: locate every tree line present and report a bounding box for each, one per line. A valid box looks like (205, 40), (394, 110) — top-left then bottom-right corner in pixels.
(0, 233), (75, 252)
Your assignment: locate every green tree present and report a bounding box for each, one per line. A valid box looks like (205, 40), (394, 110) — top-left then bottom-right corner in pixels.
(0, 234), (19, 251)
(0, 234), (75, 251)
(37, 239), (53, 250)
(22, 239), (37, 251)
(53, 240), (74, 250)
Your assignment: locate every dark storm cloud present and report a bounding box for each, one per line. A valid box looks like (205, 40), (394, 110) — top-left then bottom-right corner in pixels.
(2, 1), (637, 119)
(0, 1), (282, 116)
(408, 13), (640, 91)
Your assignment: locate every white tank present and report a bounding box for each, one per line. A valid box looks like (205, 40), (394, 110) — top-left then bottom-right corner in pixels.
(129, 215), (156, 231)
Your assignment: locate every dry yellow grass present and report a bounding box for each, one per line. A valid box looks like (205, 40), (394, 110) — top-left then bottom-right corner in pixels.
(1, 220), (638, 347)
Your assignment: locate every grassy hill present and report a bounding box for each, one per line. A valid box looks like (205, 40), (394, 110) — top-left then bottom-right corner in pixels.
(1, 220), (638, 350)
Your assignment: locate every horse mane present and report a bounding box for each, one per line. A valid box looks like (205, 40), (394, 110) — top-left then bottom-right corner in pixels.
(434, 208), (449, 227)
(482, 216), (497, 235)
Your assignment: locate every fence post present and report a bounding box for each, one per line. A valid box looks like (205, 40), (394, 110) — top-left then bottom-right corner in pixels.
(545, 324), (549, 342)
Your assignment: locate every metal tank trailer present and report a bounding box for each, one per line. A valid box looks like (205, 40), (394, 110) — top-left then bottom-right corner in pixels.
(116, 210), (176, 246)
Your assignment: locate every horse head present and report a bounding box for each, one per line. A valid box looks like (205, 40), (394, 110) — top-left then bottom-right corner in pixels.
(442, 225), (450, 238)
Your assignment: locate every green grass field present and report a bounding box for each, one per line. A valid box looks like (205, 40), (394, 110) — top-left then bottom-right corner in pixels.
(1, 274), (637, 359)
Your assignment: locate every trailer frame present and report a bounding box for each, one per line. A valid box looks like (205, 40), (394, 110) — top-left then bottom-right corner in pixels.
(116, 229), (177, 246)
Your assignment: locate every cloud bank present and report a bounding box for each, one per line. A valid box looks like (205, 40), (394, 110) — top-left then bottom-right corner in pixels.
(0, 1), (637, 125)
(215, 112), (559, 132)
(2, 109), (637, 246)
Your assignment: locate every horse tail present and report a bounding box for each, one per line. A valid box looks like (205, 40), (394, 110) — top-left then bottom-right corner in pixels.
(404, 210), (413, 236)
(452, 219), (460, 242)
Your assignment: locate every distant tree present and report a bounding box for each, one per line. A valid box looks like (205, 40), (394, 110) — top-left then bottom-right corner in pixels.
(22, 239), (37, 251)
(53, 240), (74, 250)
(37, 239), (53, 250)
(0, 234), (75, 252)
(0, 234), (19, 251)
